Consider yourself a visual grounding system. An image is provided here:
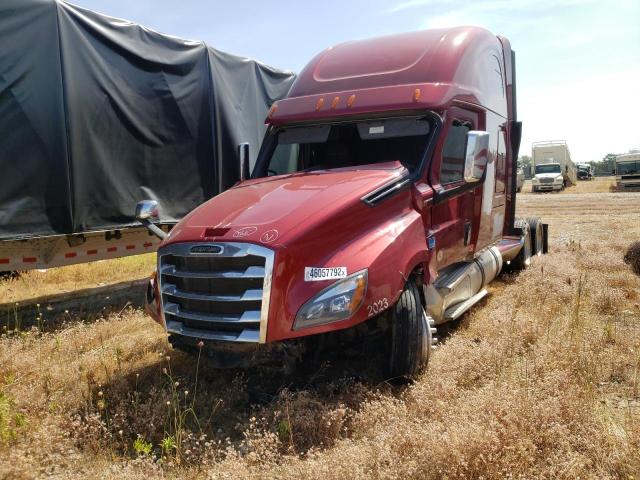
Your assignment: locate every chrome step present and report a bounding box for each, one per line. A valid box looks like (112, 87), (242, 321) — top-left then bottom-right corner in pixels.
(443, 288), (488, 322)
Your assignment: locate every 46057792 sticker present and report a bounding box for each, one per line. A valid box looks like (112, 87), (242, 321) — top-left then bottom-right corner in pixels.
(304, 267), (347, 282)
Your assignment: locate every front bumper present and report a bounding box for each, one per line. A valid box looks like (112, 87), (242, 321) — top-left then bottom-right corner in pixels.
(533, 183), (563, 191)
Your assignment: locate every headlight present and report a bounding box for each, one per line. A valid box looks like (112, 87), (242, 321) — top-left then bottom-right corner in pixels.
(294, 270), (367, 330)
(532, 178), (539, 183)
(554, 176), (564, 183)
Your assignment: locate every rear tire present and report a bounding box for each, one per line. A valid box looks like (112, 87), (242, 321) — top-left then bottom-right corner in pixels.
(510, 218), (532, 270)
(526, 217), (544, 257)
(389, 280), (435, 379)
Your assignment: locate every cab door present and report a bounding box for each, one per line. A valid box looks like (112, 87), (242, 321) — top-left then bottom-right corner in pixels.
(426, 107), (482, 269)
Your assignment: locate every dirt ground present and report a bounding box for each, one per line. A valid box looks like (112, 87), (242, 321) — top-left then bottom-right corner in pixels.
(0, 178), (639, 479)
(520, 175), (616, 195)
(0, 254), (156, 304)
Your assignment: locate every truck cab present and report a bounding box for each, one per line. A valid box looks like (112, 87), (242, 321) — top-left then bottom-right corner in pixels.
(139, 27), (546, 377)
(577, 163), (593, 180)
(615, 154), (640, 189)
(532, 162), (565, 192)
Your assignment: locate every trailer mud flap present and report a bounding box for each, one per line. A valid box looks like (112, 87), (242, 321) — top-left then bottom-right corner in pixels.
(542, 223), (549, 254)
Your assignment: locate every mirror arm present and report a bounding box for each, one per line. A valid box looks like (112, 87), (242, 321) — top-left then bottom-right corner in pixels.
(238, 143), (250, 181)
(140, 218), (167, 240)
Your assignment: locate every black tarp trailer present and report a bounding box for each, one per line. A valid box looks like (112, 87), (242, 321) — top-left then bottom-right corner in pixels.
(0, 0), (295, 271)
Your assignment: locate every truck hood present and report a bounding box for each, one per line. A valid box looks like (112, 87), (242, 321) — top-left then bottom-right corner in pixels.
(166, 163), (408, 246)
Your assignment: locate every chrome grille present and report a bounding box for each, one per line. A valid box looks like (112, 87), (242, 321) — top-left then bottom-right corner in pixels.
(539, 177), (554, 184)
(157, 242), (274, 343)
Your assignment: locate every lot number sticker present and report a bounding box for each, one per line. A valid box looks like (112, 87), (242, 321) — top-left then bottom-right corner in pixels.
(304, 267), (347, 282)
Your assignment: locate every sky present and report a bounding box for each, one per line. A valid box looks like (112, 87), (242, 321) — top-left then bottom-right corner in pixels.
(69, 0), (640, 163)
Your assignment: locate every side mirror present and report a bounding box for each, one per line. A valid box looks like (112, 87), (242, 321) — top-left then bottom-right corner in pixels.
(135, 200), (167, 240)
(135, 200), (159, 221)
(238, 142), (250, 181)
(464, 131), (490, 183)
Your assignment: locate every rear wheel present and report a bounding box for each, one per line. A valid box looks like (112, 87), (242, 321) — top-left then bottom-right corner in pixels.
(510, 218), (532, 270)
(526, 217), (544, 256)
(389, 280), (435, 379)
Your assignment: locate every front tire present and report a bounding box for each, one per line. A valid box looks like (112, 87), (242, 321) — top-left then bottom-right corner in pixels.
(389, 280), (435, 379)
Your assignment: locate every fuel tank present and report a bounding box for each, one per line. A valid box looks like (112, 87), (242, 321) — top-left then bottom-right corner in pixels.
(425, 246), (502, 324)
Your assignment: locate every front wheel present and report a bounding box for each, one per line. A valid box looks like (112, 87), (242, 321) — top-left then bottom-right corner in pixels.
(388, 280), (436, 379)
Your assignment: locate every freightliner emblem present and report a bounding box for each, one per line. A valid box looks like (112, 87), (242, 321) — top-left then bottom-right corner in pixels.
(190, 245), (224, 254)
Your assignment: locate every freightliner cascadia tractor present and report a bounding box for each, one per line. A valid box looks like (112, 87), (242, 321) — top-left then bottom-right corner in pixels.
(137, 27), (548, 378)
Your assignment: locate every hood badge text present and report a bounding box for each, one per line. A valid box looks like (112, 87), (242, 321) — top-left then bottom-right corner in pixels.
(261, 229), (279, 244)
(232, 226), (258, 238)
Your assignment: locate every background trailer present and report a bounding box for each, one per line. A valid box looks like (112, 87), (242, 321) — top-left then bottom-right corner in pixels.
(0, 0), (295, 271)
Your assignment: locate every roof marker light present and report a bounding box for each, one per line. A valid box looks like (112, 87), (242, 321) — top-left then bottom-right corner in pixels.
(347, 94), (356, 108)
(413, 88), (421, 102)
(331, 96), (340, 109)
(316, 97), (325, 110)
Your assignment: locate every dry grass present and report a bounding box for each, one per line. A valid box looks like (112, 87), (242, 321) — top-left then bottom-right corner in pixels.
(0, 254), (156, 304)
(520, 175), (616, 195)
(1, 190), (639, 479)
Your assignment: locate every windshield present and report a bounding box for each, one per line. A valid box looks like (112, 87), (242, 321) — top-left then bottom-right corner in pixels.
(255, 118), (431, 177)
(535, 164), (561, 174)
(617, 161), (640, 175)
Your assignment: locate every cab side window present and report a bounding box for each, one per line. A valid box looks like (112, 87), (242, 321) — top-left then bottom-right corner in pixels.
(440, 121), (470, 184)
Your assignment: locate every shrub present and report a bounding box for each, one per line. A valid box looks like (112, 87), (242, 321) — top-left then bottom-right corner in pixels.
(623, 241), (640, 276)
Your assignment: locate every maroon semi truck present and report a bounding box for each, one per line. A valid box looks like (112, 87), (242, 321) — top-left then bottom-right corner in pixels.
(137, 27), (547, 377)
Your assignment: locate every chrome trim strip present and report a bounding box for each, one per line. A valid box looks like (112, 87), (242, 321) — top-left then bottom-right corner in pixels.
(162, 284), (263, 302)
(164, 302), (261, 324)
(259, 249), (275, 343)
(162, 242), (266, 258)
(166, 320), (260, 343)
(160, 264), (265, 279)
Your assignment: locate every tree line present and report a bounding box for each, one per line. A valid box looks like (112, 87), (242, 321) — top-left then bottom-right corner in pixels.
(518, 151), (639, 176)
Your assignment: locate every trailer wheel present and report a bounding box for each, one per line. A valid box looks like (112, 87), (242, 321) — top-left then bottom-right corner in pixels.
(526, 217), (544, 257)
(388, 280), (435, 379)
(511, 218), (532, 270)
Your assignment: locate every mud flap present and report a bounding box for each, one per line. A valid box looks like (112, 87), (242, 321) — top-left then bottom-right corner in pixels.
(542, 223), (549, 254)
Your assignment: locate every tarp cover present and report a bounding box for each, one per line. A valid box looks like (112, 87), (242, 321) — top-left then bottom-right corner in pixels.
(0, 0), (295, 239)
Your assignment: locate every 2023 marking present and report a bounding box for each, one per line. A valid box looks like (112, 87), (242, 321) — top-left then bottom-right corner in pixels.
(367, 298), (389, 317)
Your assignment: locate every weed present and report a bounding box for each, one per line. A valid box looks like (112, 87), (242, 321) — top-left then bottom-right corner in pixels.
(623, 241), (640, 276)
(0, 392), (25, 444)
(132, 436), (153, 456)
